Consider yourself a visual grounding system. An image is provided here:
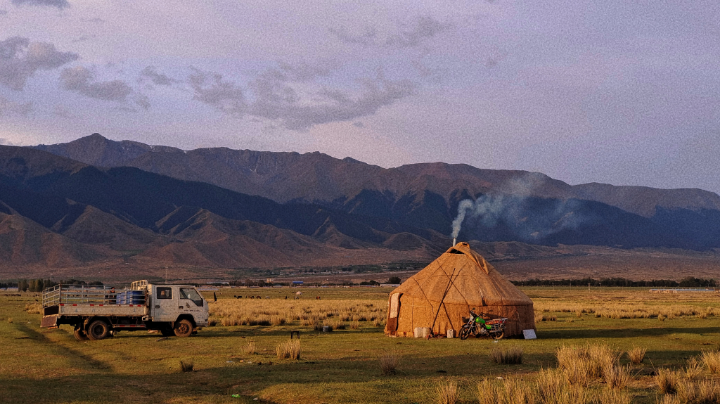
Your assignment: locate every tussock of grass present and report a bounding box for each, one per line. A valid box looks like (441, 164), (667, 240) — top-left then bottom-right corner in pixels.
(627, 346), (646, 364)
(242, 341), (256, 355)
(275, 339), (301, 360)
(379, 350), (399, 375)
(655, 368), (679, 394)
(594, 388), (631, 404)
(556, 344), (626, 388)
(676, 379), (720, 403)
(6, 317), (12, 324)
(435, 380), (457, 404)
(603, 364), (630, 389)
(685, 357), (703, 380)
(24, 303), (42, 314)
(536, 368), (566, 402)
(490, 347), (523, 365)
(179, 360), (194, 372)
(701, 350), (720, 373)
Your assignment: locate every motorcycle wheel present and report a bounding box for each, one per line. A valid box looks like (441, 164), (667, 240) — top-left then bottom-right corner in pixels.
(459, 326), (471, 340)
(493, 330), (505, 340)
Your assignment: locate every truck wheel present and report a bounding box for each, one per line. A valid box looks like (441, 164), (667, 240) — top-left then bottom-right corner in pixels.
(74, 327), (88, 341)
(173, 319), (193, 337)
(87, 320), (111, 340)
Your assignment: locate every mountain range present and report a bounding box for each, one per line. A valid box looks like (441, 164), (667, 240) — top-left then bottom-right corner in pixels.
(1, 133), (719, 281)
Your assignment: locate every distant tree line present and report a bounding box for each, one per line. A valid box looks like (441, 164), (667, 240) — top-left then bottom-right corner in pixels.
(511, 277), (716, 288)
(12, 279), (104, 292)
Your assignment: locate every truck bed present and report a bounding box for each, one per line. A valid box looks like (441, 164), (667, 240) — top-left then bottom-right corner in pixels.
(41, 285), (148, 328)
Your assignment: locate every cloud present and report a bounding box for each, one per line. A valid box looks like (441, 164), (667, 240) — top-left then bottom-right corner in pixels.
(72, 35), (96, 43)
(330, 16), (451, 49)
(0, 9), (7, 15)
(0, 96), (32, 116)
(328, 26), (378, 47)
(255, 74), (415, 130)
(188, 68), (246, 115)
(133, 93), (150, 109)
(11, 0), (68, 8)
(188, 64), (415, 130)
(60, 66), (133, 101)
(275, 61), (333, 82)
(0, 36), (79, 90)
(385, 16), (452, 48)
(53, 104), (72, 118)
(139, 66), (177, 86)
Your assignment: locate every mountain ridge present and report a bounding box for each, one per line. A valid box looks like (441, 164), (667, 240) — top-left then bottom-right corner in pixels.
(0, 134), (716, 281)
(34, 134), (720, 218)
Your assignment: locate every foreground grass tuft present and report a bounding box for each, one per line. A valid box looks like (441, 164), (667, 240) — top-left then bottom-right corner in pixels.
(379, 350), (399, 375)
(435, 380), (458, 404)
(242, 341), (257, 355)
(490, 347), (523, 365)
(701, 350), (720, 373)
(275, 339), (301, 360)
(627, 346), (646, 364)
(179, 360), (194, 372)
(655, 368), (679, 394)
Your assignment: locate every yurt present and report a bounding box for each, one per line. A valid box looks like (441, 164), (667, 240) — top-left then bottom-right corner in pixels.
(385, 242), (535, 338)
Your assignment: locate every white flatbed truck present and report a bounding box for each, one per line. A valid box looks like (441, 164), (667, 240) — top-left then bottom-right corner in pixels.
(40, 280), (209, 341)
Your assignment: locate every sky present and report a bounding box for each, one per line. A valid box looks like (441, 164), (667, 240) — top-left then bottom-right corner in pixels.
(1, 0), (719, 195)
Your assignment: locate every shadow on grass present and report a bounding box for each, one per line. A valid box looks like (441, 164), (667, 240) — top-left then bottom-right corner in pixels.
(14, 323), (112, 371)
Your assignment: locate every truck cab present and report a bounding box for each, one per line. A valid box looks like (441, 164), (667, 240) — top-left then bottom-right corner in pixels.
(147, 283), (209, 326)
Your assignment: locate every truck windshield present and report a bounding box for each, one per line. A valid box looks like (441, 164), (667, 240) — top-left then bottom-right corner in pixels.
(180, 288), (203, 307)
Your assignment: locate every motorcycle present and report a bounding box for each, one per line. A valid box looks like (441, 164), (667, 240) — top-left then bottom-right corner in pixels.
(459, 308), (507, 340)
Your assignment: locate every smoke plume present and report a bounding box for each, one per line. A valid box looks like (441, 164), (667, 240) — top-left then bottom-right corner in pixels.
(449, 174), (593, 243)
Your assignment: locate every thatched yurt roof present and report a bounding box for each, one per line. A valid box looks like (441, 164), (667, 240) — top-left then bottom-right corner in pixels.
(385, 242), (535, 338)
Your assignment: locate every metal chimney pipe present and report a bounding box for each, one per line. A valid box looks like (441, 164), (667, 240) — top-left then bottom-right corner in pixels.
(453, 238), (456, 246)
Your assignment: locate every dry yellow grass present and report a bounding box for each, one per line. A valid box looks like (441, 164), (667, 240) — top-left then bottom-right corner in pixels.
(684, 357), (703, 380)
(556, 344), (620, 386)
(655, 368), (679, 395)
(676, 379), (720, 403)
(210, 299), (385, 328)
(24, 303), (42, 314)
(627, 346), (646, 364)
(594, 388), (631, 404)
(275, 339), (301, 360)
(535, 301), (720, 320)
(435, 380), (458, 404)
(603, 364), (630, 390)
(701, 350), (720, 373)
(489, 347), (523, 365)
(242, 341), (257, 355)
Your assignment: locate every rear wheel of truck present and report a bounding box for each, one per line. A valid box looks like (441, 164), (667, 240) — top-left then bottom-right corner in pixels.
(87, 320), (111, 340)
(74, 327), (88, 341)
(173, 319), (193, 337)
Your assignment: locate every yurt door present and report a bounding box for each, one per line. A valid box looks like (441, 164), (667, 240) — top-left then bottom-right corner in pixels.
(387, 293), (402, 335)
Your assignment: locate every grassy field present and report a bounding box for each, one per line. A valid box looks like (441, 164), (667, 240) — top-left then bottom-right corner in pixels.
(1, 287), (719, 403)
